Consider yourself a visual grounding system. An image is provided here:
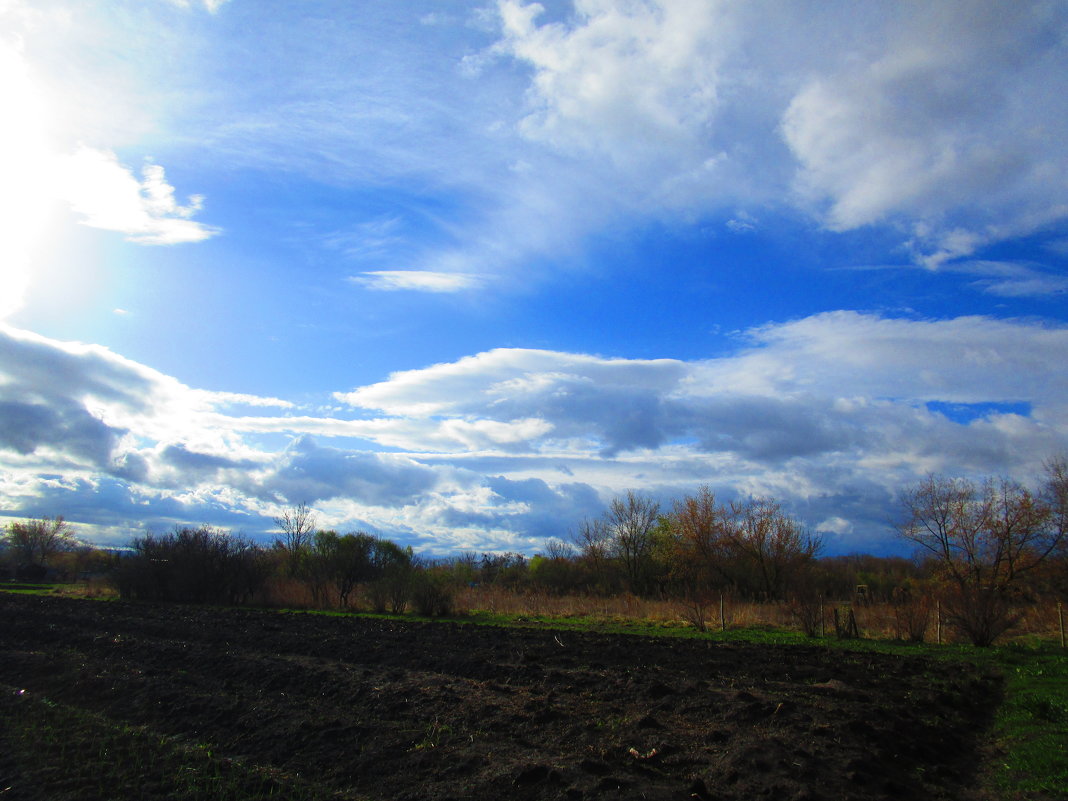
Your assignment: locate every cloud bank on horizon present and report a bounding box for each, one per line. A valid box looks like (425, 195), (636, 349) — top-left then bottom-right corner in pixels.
(1, 0), (1066, 555)
(3, 313), (1066, 554)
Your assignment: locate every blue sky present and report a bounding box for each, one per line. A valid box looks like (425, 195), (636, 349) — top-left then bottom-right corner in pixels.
(2, 0), (1067, 556)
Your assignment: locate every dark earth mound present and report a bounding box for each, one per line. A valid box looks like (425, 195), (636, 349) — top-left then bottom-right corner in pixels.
(0, 594), (999, 800)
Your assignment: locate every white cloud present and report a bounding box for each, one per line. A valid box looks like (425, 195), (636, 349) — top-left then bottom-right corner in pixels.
(780, 3), (1068, 257)
(816, 516), (852, 536)
(0, 6), (220, 320)
(946, 260), (1068, 298)
(338, 313), (1068, 477)
(496, 0), (728, 170)
(163, 0), (230, 13)
(3, 313), (1067, 552)
(353, 270), (486, 293)
(337, 348), (688, 416)
(57, 147), (219, 245)
(489, 1), (1068, 268)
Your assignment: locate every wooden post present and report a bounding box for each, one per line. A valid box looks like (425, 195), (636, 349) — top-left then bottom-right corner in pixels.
(936, 601), (942, 645)
(819, 596), (825, 638)
(1059, 602), (1065, 650)
(719, 593), (726, 632)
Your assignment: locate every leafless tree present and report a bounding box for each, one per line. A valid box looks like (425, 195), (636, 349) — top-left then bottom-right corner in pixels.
(274, 502), (317, 577)
(274, 502), (316, 552)
(2, 516), (78, 567)
(605, 491), (661, 594)
(662, 489), (820, 605)
(572, 515), (614, 591)
(899, 472), (1064, 646)
(543, 538), (575, 561)
(727, 498), (822, 601)
(663, 486), (731, 629)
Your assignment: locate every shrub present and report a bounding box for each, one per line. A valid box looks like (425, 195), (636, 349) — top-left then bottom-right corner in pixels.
(788, 589), (823, 638)
(410, 570), (457, 617)
(891, 585), (932, 642)
(366, 570), (411, 614)
(111, 527), (268, 605)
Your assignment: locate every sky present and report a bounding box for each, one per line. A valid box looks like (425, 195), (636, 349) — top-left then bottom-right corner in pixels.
(1, 0), (1067, 557)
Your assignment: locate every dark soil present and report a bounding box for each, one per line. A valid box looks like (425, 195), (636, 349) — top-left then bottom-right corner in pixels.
(0, 594), (999, 800)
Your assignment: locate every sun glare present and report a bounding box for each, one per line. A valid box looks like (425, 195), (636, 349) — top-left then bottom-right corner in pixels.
(0, 38), (59, 319)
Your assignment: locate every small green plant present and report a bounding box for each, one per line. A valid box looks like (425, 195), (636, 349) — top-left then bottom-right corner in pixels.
(412, 718), (453, 751)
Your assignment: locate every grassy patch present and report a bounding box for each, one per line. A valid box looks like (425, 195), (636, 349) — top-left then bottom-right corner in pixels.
(0, 582), (62, 595)
(982, 645), (1068, 798)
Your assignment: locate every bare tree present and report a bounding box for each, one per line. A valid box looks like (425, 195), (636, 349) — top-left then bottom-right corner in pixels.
(2, 516), (78, 567)
(544, 538), (575, 561)
(606, 491), (661, 594)
(662, 490), (820, 605)
(273, 502), (317, 578)
(1042, 456), (1068, 596)
(899, 473), (1063, 646)
(664, 486), (732, 629)
(274, 502), (316, 551)
(727, 498), (822, 601)
(572, 515), (614, 591)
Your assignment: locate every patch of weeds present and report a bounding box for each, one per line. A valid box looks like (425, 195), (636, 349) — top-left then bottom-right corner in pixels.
(1017, 693), (1068, 724)
(411, 718), (454, 751)
(0, 582), (61, 595)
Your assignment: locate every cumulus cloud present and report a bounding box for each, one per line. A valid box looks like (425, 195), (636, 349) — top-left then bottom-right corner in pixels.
(0, 325), (282, 478)
(249, 436), (440, 508)
(57, 147), (219, 245)
(496, 0), (727, 168)
(781, 3), (1068, 258)
(338, 312), (1068, 476)
(490, 1), (1068, 267)
(3, 314), (1067, 553)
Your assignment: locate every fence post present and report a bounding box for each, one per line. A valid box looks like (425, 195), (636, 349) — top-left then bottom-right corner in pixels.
(719, 593), (726, 632)
(819, 596), (825, 638)
(1059, 602), (1065, 650)
(936, 600), (942, 645)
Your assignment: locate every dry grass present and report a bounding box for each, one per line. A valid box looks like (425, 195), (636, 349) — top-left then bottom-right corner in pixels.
(458, 586), (1066, 645)
(37, 577), (1067, 646)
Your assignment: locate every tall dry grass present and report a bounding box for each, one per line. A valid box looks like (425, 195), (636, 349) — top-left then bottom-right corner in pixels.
(458, 586), (1066, 644)
(47, 574), (1067, 645)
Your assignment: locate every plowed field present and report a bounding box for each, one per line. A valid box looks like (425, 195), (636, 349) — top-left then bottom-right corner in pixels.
(0, 594), (998, 800)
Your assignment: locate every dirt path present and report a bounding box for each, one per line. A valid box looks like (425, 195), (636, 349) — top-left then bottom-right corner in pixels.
(0, 594), (998, 800)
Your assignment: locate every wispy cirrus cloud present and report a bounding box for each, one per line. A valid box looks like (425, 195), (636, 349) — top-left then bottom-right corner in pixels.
(353, 270), (486, 293)
(950, 260), (1068, 298)
(163, 0), (230, 13)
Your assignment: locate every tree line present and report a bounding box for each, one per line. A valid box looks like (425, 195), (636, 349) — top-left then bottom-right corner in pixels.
(3, 460), (1066, 644)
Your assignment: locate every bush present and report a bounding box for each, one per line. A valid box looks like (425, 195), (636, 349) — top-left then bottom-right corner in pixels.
(367, 569), (411, 614)
(891, 585), (932, 642)
(111, 527), (268, 605)
(410, 570), (457, 617)
(788, 589), (823, 638)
